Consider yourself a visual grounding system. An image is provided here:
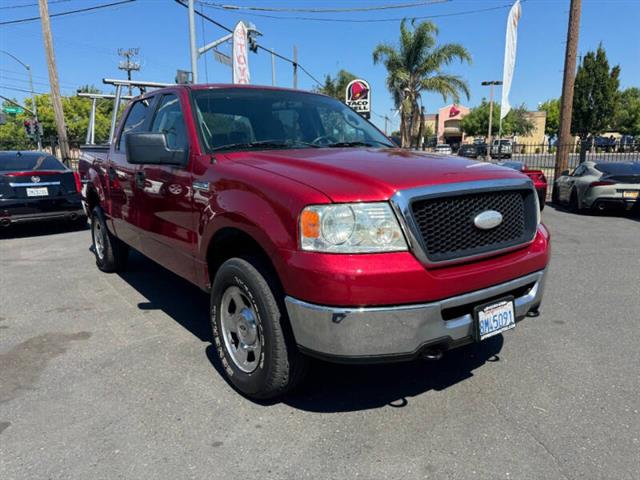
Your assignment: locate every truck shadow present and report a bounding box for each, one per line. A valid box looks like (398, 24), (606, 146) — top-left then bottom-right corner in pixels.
(282, 336), (504, 412)
(0, 219), (88, 239)
(118, 251), (504, 412)
(117, 251), (212, 342)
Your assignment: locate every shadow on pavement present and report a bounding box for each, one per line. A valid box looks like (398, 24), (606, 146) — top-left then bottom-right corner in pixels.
(118, 250), (504, 412)
(0, 219), (88, 239)
(117, 251), (212, 342)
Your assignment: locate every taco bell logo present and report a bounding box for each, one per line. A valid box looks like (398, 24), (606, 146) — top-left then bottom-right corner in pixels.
(345, 79), (371, 119)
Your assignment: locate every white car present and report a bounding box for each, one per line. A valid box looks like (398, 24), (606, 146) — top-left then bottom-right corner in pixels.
(434, 144), (452, 154)
(490, 139), (513, 158)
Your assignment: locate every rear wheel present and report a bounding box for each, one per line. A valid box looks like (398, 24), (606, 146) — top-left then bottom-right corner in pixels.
(210, 257), (307, 400)
(551, 185), (560, 205)
(569, 189), (582, 213)
(91, 206), (128, 272)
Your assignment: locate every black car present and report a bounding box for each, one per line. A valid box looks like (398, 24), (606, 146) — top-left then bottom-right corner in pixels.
(458, 143), (486, 158)
(0, 151), (85, 227)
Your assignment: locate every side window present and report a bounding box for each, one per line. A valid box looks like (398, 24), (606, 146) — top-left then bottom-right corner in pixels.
(118, 100), (151, 151)
(571, 165), (584, 176)
(150, 94), (187, 150)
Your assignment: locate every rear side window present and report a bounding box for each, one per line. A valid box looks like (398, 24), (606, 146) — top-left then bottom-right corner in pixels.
(0, 154), (65, 172)
(118, 100), (151, 151)
(595, 163), (640, 175)
(150, 94), (187, 150)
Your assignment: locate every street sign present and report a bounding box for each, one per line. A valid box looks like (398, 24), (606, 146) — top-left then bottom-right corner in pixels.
(3, 106), (24, 114)
(345, 79), (371, 119)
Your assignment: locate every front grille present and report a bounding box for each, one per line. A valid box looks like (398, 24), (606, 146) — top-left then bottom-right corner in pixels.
(410, 189), (535, 263)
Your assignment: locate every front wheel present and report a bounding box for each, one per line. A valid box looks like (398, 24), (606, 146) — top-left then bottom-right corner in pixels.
(551, 185), (560, 205)
(210, 257), (307, 400)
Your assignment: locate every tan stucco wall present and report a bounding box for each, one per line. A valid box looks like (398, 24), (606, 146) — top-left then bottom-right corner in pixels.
(517, 111), (547, 144)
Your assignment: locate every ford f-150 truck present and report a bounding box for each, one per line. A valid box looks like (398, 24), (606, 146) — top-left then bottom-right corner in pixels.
(79, 84), (549, 400)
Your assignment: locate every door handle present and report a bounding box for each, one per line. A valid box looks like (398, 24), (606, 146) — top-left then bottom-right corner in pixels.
(135, 171), (146, 189)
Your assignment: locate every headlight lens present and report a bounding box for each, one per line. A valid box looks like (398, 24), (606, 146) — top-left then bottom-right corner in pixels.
(300, 202), (407, 253)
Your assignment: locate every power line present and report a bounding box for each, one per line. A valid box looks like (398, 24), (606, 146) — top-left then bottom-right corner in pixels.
(0, 84), (48, 95)
(0, 0), (136, 26)
(198, 0), (449, 13)
(198, 2), (519, 23)
(174, 0), (323, 86)
(0, 0), (72, 10)
(0, 73), (76, 89)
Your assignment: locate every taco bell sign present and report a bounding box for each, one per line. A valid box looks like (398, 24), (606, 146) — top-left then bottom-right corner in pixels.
(345, 79), (371, 119)
(232, 21), (250, 84)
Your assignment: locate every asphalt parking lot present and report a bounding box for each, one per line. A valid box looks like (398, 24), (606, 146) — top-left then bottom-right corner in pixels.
(1, 207), (639, 480)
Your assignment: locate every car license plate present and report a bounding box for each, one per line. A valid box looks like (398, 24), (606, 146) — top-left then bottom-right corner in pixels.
(622, 190), (639, 200)
(26, 187), (48, 197)
(475, 297), (516, 341)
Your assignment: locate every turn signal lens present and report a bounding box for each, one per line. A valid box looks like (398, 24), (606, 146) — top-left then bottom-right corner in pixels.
(300, 209), (320, 238)
(73, 171), (82, 193)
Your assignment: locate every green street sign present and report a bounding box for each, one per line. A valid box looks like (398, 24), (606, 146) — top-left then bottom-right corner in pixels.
(3, 106), (24, 114)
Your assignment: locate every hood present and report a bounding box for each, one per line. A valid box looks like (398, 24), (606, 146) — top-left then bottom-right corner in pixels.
(224, 148), (525, 202)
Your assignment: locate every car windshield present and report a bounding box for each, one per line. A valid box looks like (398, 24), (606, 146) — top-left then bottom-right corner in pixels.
(0, 153), (66, 172)
(191, 88), (394, 153)
(595, 162), (640, 175)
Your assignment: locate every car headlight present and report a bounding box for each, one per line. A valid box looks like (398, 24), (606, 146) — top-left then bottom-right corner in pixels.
(300, 202), (408, 253)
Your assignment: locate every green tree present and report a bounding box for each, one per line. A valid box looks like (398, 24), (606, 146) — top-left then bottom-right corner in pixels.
(316, 69), (357, 100)
(373, 19), (471, 148)
(538, 98), (560, 138)
(614, 87), (640, 136)
(571, 44), (620, 149)
(0, 99), (31, 150)
(460, 100), (533, 137)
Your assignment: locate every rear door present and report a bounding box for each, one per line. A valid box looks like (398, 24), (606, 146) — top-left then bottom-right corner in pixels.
(108, 97), (155, 249)
(134, 92), (196, 281)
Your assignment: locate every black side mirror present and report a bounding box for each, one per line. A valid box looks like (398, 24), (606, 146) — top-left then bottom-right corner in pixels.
(126, 133), (188, 166)
(561, 169), (569, 176)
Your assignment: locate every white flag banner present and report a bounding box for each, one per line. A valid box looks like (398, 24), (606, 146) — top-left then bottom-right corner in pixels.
(232, 21), (250, 84)
(500, 0), (521, 120)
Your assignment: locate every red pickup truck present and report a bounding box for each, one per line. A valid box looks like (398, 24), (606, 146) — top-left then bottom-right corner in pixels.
(79, 85), (549, 399)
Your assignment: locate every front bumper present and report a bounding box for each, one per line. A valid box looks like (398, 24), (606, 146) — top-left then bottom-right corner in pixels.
(285, 268), (546, 362)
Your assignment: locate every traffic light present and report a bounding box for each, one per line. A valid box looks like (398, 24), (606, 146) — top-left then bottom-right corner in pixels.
(23, 120), (31, 137)
(23, 120), (41, 138)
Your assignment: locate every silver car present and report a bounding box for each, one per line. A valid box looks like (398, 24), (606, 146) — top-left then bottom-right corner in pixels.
(552, 161), (640, 213)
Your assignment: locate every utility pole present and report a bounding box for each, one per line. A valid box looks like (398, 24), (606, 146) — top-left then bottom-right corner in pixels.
(555, 0), (582, 177)
(271, 49), (276, 86)
(188, 0), (198, 83)
(38, 0), (70, 163)
(118, 48), (141, 95)
(481, 80), (502, 159)
(0, 50), (41, 149)
(292, 46), (298, 89)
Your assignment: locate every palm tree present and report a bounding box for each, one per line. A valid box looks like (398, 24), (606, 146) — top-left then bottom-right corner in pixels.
(373, 19), (472, 148)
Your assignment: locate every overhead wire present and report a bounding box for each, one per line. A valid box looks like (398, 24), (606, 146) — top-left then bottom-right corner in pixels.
(0, 0), (137, 26)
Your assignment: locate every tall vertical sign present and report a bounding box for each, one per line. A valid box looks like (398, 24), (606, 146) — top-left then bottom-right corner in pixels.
(500, 0), (521, 120)
(232, 21), (250, 84)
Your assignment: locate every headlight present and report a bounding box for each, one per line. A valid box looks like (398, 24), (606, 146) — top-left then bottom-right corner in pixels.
(300, 202), (408, 253)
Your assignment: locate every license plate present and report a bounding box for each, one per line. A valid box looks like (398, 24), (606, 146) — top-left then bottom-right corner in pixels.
(26, 187), (48, 197)
(622, 190), (639, 200)
(475, 297), (516, 341)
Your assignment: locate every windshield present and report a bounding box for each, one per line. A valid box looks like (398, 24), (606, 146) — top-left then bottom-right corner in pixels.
(0, 153), (66, 172)
(191, 88), (394, 153)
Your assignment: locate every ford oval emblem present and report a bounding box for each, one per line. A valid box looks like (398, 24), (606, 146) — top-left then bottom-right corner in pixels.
(474, 210), (503, 230)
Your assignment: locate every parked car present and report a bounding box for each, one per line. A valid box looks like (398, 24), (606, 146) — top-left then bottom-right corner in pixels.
(552, 161), (640, 212)
(80, 85), (550, 400)
(497, 161), (548, 210)
(458, 143), (486, 159)
(490, 139), (513, 159)
(0, 151), (84, 227)
(434, 143), (452, 154)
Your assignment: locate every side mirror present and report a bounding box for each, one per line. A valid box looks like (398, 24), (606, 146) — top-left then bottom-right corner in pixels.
(561, 170), (569, 176)
(126, 133), (188, 166)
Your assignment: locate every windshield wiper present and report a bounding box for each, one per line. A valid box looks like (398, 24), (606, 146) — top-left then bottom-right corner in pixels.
(325, 141), (393, 148)
(210, 140), (320, 152)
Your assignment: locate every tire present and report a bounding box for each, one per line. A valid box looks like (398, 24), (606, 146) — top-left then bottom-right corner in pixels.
(91, 206), (128, 272)
(551, 185), (560, 205)
(210, 257), (307, 400)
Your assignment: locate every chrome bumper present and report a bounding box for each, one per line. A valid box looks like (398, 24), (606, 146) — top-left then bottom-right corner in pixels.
(285, 269), (547, 361)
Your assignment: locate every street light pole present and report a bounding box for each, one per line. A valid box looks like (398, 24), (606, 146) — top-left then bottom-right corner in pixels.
(0, 50), (42, 149)
(188, 0), (199, 83)
(481, 80), (503, 159)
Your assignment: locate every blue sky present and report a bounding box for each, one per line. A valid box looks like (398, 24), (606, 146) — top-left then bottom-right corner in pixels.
(1, 0), (639, 132)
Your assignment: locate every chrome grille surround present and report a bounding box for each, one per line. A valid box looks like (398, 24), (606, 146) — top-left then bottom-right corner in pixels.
(389, 178), (538, 267)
